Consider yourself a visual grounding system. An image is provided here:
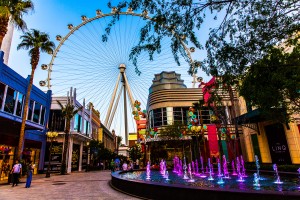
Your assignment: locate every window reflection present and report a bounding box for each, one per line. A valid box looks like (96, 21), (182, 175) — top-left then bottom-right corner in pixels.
(33, 102), (41, 123)
(85, 120), (90, 135)
(40, 106), (46, 125)
(0, 82), (5, 109)
(74, 113), (82, 132)
(4, 87), (16, 114)
(27, 100), (34, 121)
(16, 93), (24, 117)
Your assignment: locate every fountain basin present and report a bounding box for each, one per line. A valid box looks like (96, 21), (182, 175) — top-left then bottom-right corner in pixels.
(110, 170), (300, 200)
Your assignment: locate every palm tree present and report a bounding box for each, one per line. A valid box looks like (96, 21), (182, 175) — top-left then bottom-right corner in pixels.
(0, 0), (34, 49)
(17, 29), (55, 160)
(57, 99), (81, 175)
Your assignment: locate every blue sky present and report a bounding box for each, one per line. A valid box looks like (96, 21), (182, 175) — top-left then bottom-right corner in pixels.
(7, 0), (216, 141)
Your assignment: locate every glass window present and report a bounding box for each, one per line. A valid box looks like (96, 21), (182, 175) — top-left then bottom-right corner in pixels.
(4, 87), (17, 114)
(149, 110), (153, 128)
(201, 109), (211, 124)
(33, 102), (41, 123)
(48, 110), (64, 131)
(73, 113), (82, 132)
(153, 108), (163, 127)
(85, 121), (90, 135)
(162, 108), (167, 125)
(40, 106), (46, 125)
(15, 93), (24, 117)
(182, 107), (189, 125)
(0, 82), (5, 109)
(27, 100), (34, 121)
(173, 107), (183, 124)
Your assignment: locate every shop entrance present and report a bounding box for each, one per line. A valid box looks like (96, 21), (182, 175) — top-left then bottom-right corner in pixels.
(265, 123), (291, 164)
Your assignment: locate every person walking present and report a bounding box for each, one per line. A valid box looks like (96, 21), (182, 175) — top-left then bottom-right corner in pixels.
(25, 161), (34, 188)
(110, 159), (115, 172)
(11, 160), (22, 187)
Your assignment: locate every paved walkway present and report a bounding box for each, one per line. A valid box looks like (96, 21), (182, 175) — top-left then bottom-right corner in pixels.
(0, 170), (141, 200)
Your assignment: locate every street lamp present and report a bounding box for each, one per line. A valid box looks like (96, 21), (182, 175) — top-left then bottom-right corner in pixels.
(45, 131), (59, 178)
(86, 141), (90, 172)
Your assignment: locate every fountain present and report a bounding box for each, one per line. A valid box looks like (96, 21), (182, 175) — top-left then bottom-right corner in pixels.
(179, 159), (183, 175)
(187, 163), (195, 182)
(165, 171), (170, 181)
(207, 158), (214, 181)
(200, 156), (205, 174)
(236, 157), (245, 182)
(222, 155), (230, 179)
(183, 156), (189, 179)
(253, 173), (260, 187)
(217, 159), (223, 177)
(160, 159), (166, 175)
(198, 156), (207, 178)
(217, 161), (225, 184)
(273, 164), (283, 184)
(231, 160), (237, 175)
(111, 156), (300, 200)
(236, 157), (241, 176)
(240, 155), (247, 177)
(146, 161), (151, 180)
(173, 156), (179, 173)
(255, 155), (261, 180)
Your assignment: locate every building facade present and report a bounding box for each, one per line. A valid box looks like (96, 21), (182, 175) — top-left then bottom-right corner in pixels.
(0, 51), (51, 180)
(146, 71), (241, 163)
(237, 98), (300, 164)
(47, 89), (95, 173)
(99, 124), (116, 152)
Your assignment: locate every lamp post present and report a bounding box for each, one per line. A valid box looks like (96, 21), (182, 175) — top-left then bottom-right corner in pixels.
(86, 141), (90, 172)
(46, 131), (58, 178)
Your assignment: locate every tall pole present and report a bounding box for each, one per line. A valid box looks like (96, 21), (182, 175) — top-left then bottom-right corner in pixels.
(119, 64), (128, 146)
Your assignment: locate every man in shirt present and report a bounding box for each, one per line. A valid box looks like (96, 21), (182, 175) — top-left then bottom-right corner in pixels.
(11, 160), (22, 187)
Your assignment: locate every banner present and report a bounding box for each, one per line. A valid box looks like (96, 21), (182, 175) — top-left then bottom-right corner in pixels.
(207, 124), (219, 158)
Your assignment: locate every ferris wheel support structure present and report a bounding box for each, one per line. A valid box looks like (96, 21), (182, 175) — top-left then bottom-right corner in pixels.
(40, 8), (199, 146)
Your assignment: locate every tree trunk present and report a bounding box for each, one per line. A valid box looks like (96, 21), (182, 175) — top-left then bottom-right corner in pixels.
(61, 120), (70, 175)
(17, 67), (36, 160)
(0, 16), (9, 49)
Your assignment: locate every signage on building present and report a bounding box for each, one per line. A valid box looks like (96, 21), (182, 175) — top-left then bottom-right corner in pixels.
(265, 123), (291, 164)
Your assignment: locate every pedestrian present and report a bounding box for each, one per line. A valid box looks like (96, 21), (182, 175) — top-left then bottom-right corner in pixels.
(110, 159), (115, 172)
(11, 160), (22, 187)
(25, 161), (34, 188)
(122, 161), (128, 171)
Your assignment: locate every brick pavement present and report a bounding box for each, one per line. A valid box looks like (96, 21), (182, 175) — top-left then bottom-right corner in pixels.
(0, 170), (142, 200)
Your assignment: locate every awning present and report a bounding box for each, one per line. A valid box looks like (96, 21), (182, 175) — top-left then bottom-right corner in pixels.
(234, 109), (265, 125)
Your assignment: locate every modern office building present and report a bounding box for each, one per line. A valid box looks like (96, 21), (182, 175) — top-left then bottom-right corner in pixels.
(0, 51), (52, 180)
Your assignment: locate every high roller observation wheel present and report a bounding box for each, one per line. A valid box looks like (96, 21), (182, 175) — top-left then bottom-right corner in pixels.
(40, 7), (199, 139)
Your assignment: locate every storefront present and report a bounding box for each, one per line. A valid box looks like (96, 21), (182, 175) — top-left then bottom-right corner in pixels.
(0, 145), (14, 181)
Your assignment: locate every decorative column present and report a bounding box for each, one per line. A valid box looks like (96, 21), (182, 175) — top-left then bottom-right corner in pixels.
(79, 141), (83, 171)
(67, 136), (73, 173)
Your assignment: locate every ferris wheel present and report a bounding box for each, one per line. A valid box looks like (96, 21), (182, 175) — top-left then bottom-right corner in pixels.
(39, 7), (199, 144)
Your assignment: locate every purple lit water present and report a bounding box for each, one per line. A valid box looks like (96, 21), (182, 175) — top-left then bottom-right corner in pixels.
(119, 170), (300, 192)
